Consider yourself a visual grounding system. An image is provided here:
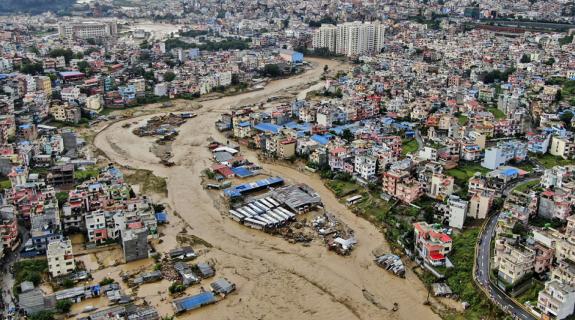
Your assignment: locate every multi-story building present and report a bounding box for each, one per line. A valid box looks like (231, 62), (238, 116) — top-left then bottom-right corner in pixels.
(468, 191), (493, 219)
(122, 228), (149, 262)
(538, 280), (575, 320)
(428, 173), (454, 201)
(550, 136), (575, 160)
(495, 242), (535, 285)
(312, 24), (337, 52)
(382, 170), (422, 203)
(413, 222), (453, 267)
(312, 21), (385, 56)
(85, 211), (108, 244)
(354, 155), (377, 180)
(58, 21), (117, 39)
(47, 239), (76, 278)
(481, 140), (528, 170)
(0, 205), (18, 258)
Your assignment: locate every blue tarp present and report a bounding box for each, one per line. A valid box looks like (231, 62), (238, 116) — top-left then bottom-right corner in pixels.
(231, 167), (254, 178)
(253, 122), (281, 133)
(238, 121), (251, 127)
(177, 292), (215, 311)
(155, 212), (168, 223)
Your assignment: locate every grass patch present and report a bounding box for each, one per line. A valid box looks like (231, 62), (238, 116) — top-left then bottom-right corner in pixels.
(533, 153), (575, 169)
(13, 259), (48, 295)
(446, 163), (490, 185)
(457, 115), (468, 125)
(442, 228), (505, 320)
(513, 179), (541, 193)
(0, 179), (11, 189)
(487, 107), (505, 120)
(517, 281), (544, 304)
(74, 165), (100, 183)
(401, 138), (419, 156)
(124, 169), (168, 196)
(325, 180), (358, 198)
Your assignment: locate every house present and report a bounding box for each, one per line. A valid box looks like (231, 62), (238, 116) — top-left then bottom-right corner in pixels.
(468, 191), (493, 219)
(121, 228), (149, 262)
(442, 195), (468, 229)
(169, 246), (197, 261)
(494, 242), (535, 285)
(382, 170), (422, 203)
(0, 205), (19, 258)
(481, 140), (527, 170)
(50, 104), (81, 124)
(538, 280), (575, 320)
(47, 239), (75, 278)
(174, 262), (200, 286)
(413, 222), (453, 267)
(550, 136), (575, 160)
(354, 155), (377, 180)
(61, 87), (81, 103)
(428, 173), (454, 201)
(85, 211), (108, 244)
(210, 278), (236, 295)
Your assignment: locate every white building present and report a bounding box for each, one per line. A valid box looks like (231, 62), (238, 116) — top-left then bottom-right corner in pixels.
(438, 195), (469, 229)
(312, 21), (385, 56)
(58, 21), (117, 39)
(538, 280), (575, 320)
(61, 87), (81, 103)
(154, 83), (168, 97)
(354, 155), (377, 180)
(419, 146), (438, 161)
(468, 191), (492, 219)
(47, 239), (75, 278)
(85, 94), (102, 113)
(312, 24), (337, 52)
(481, 140), (527, 170)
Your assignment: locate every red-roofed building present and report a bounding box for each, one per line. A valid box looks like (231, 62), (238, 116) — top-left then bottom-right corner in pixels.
(413, 222), (453, 266)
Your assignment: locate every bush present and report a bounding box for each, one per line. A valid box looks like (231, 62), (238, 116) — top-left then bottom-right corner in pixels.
(56, 299), (73, 313)
(169, 282), (185, 294)
(99, 277), (115, 286)
(29, 311), (54, 320)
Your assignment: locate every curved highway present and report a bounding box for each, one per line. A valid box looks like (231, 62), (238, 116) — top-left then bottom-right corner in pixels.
(475, 213), (536, 320)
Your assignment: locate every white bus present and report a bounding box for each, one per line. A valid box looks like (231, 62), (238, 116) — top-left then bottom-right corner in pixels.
(346, 195), (363, 206)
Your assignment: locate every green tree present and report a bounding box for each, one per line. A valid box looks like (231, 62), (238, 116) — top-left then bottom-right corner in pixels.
(263, 64), (281, 77)
(77, 61), (91, 75)
(56, 191), (68, 207)
(29, 311), (54, 320)
(560, 111), (573, 129)
(341, 128), (354, 142)
(520, 54), (531, 63)
(49, 48), (74, 64)
(164, 71), (176, 82)
(56, 299), (73, 313)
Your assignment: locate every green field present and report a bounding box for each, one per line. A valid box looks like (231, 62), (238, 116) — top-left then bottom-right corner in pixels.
(533, 153), (575, 169)
(401, 139), (419, 156)
(487, 107), (506, 120)
(513, 179), (540, 193)
(446, 163), (490, 185)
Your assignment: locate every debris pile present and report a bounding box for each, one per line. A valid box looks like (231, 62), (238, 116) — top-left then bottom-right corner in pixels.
(313, 212), (357, 255)
(374, 254), (405, 278)
(132, 113), (187, 137)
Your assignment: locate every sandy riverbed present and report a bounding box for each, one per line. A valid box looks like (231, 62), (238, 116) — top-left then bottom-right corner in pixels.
(93, 57), (446, 320)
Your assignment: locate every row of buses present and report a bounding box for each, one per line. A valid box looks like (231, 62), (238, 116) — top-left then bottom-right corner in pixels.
(228, 197), (296, 230)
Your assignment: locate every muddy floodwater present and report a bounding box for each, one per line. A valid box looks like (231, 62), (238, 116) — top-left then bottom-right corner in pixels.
(93, 57), (446, 320)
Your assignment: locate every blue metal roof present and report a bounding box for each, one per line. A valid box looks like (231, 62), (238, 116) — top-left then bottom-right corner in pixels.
(238, 121), (251, 127)
(224, 176), (284, 197)
(502, 168), (519, 176)
(253, 122), (280, 133)
(177, 292), (215, 311)
(231, 167), (254, 178)
(310, 134), (330, 145)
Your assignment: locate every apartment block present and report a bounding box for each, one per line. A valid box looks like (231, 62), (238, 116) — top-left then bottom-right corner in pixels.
(538, 280), (575, 320)
(495, 242), (535, 285)
(47, 239), (75, 278)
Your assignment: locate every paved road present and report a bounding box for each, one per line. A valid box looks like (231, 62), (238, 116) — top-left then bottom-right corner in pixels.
(476, 213), (536, 320)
